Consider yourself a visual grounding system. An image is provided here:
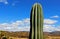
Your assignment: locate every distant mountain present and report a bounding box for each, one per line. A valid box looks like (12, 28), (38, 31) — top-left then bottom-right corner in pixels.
(44, 31), (60, 36)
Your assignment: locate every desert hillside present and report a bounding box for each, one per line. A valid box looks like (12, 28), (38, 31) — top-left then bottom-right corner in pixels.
(44, 31), (60, 39)
(1, 31), (60, 39)
(0, 31), (29, 39)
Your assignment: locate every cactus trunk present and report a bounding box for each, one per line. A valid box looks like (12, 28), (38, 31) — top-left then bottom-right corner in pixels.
(29, 3), (43, 39)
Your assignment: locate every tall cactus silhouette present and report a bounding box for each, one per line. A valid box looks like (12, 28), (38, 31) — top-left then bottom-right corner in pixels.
(29, 3), (43, 39)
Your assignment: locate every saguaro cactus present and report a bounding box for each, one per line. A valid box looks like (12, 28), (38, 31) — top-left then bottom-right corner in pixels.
(29, 3), (43, 39)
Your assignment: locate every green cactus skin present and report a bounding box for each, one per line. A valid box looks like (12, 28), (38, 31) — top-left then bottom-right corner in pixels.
(29, 3), (43, 39)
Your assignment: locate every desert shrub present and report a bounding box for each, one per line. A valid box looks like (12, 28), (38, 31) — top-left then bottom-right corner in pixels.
(10, 38), (13, 39)
(2, 37), (7, 39)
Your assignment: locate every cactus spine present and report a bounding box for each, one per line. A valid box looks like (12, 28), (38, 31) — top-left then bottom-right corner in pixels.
(29, 3), (43, 39)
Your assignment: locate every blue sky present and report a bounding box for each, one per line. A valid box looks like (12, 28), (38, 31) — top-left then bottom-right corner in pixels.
(0, 0), (60, 32)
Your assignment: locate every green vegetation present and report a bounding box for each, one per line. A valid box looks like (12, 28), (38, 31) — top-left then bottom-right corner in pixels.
(29, 3), (43, 39)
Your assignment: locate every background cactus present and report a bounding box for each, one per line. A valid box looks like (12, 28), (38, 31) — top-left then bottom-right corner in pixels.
(29, 3), (43, 39)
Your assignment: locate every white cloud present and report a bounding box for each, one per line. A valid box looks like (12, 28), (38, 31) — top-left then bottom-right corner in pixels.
(50, 15), (59, 18)
(0, 0), (8, 4)
(12, 3), (15, 6)
(0, 18), (30, 31)
(43, 25), (55, 32)
(0, 18), (59, 32)
(4, 1), (8, 4)
(44, 19), (58, 24)
(43, 24), (60, 32)
(12, 1), (19, 6)
(44, 19), (59, 32)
